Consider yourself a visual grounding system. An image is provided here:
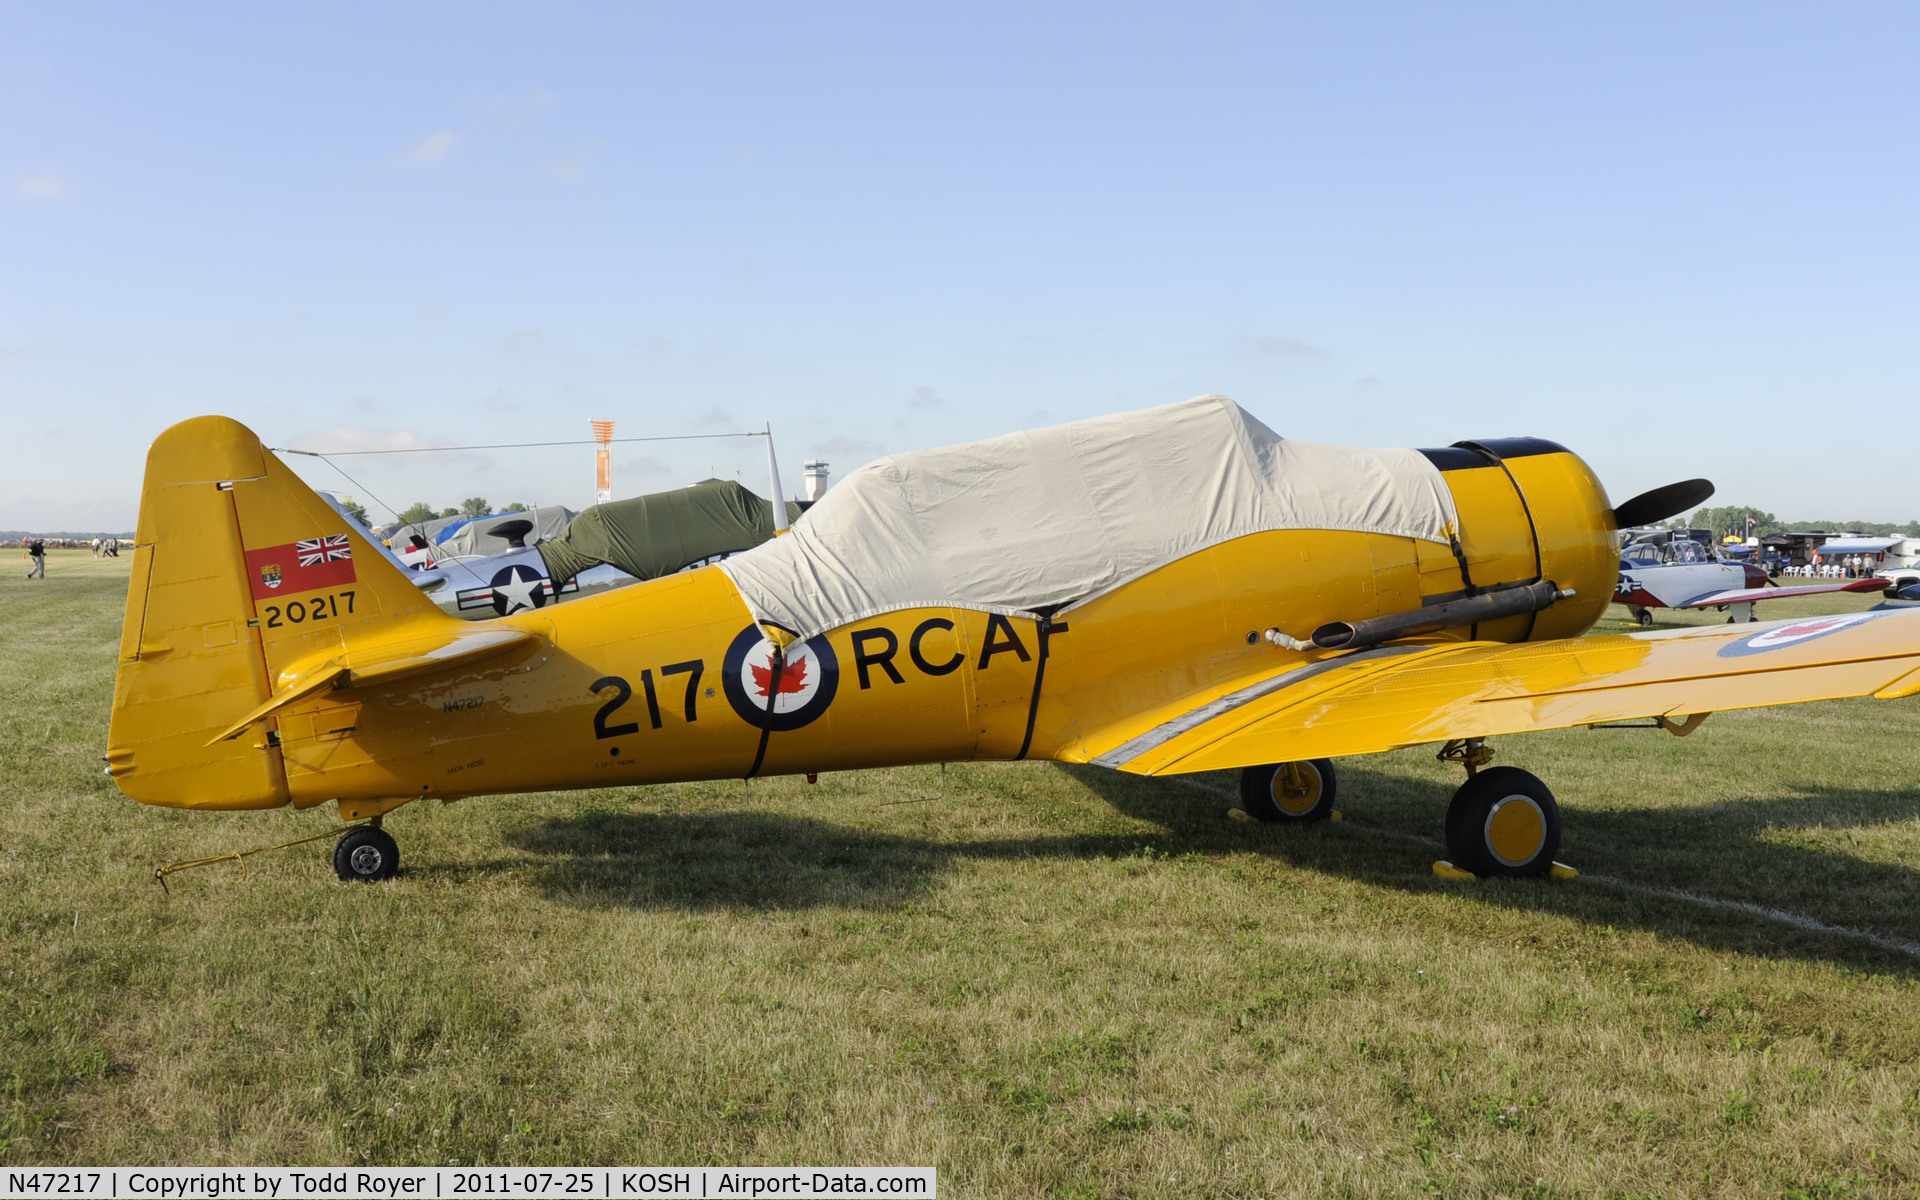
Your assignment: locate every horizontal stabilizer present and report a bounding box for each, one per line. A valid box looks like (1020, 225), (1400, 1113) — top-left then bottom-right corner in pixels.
(209, 627), (534, 744)
(208, 665), (349, 745)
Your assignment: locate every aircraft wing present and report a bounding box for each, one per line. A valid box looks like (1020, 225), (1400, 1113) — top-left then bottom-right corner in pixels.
(1060, 607), (1920, 776)
(1670, 577), (1890, 609)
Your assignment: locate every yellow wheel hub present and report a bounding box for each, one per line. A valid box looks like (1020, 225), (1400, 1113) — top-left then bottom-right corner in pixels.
(1270, 762), (1322, 815)
(1484, 796), (1546, 867)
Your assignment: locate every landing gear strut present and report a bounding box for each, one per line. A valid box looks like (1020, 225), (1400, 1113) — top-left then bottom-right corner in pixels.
(1433, 740), (1564, 879)
(334, 824), (400, 882)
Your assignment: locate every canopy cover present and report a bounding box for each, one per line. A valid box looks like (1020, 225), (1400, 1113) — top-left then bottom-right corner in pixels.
(430, 506), (575, 560)
(538, 479), (805, 583)
(718, 394), (1460, 641)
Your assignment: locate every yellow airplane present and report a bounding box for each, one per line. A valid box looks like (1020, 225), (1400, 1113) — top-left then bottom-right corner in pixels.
(107, 398), (1920, 883)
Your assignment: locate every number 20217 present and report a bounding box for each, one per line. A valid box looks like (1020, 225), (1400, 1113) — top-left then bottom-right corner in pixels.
(263, 590), (355, 628)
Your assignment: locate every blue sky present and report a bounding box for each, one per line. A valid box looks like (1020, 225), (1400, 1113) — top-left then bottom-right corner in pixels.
(4, 2), (1916, 530)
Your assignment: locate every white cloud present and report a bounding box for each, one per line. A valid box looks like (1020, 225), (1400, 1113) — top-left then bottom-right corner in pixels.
(0, 346), (26, 360)
(695, 406), (734, 427)
(813, 436), (886, 465)
(473, 89), (558, 125)
(1245, 334), (1323, 356)
(16, 172), (68, 199)
(504, 329), (542, 354)
(544, 156), (590, 186)
(907, 386), (945, 412)
(283, 426), (454, 461)
(617, 455), (670, 478)
(397, 130), (459, 167)
(543, 137), (603, 186)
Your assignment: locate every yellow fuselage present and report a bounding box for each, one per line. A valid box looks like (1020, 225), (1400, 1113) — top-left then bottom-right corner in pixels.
(106, 420), (1619, 816)
(259, 446), (1617, 812)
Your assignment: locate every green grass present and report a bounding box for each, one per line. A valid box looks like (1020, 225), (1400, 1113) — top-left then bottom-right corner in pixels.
(3, 549), (1917, 1197)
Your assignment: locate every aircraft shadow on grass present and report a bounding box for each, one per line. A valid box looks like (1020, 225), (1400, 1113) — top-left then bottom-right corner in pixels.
(492, 764), (1920, 977)
(1082, 763), (1920, 975)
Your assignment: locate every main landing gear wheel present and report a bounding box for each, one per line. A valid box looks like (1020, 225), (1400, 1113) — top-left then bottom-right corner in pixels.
(334, 826), (400, 883)
(1632, 606), (1654, 627)
(1443, 766), (1561, 878)
(1238, 759), (1337, 823)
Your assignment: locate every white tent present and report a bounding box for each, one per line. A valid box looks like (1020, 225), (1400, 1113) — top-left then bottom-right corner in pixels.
(719, 394), (1459, 641)
(1816, 536), (1901, 557)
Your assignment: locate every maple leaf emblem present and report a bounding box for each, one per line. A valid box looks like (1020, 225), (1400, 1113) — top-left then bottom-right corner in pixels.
(749, 655), (810, 698)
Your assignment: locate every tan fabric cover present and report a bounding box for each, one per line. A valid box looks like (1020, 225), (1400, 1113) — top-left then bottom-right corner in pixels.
(718, 395), (1458, 640)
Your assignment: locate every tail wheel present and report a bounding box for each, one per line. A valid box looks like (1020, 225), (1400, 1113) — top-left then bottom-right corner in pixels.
(1444, 766), (1561, 878)
(334, 826), (400, 883)
(1238, 759), (1337, 823)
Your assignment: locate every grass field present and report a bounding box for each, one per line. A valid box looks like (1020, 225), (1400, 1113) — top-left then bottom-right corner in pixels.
(3, 548), (1917, 1197)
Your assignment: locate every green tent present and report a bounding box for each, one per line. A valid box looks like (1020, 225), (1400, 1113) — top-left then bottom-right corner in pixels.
(537, 479), (805, 584)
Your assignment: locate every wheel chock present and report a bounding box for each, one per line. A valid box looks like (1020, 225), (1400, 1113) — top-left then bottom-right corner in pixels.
(1549, 861), (1579, 881)
(1226, 807), (1256, 823)
(1431, 860), (1477, 882)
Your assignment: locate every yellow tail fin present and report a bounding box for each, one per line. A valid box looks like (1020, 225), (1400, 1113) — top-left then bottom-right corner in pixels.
(108, 416), (454, 809)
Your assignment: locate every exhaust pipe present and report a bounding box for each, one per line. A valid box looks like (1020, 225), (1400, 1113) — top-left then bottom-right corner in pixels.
(1270, 580), (1574, 652)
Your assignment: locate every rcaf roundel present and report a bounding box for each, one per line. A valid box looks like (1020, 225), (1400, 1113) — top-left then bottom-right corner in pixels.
(721, 625), (840, 731)
(1716, 611), (1886, 658)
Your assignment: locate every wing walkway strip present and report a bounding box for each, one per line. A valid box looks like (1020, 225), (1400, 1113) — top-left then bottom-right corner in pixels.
(1090, 644), (1438, 769)
(1168, 779), (1920, 963)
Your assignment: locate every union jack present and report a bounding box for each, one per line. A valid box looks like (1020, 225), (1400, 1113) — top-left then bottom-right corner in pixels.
(296, 534), (353, 567)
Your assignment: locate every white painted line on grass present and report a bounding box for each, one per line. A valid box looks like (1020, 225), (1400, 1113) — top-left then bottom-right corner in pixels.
(1572, 874), (1920, 961)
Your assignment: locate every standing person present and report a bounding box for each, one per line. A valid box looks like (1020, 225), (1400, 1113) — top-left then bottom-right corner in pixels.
(26, 537), (45, 579)
(90, 537), (99, 557)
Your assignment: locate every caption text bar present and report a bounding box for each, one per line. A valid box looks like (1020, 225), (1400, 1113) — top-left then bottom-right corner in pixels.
(1, 1169), (935, 1200)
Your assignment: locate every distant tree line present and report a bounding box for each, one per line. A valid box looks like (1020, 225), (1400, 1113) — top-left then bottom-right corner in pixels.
(390, 498), (529, 525)
(1674, 505), (1920, 538)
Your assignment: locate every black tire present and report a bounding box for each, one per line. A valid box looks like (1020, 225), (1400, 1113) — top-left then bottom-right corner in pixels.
(1633, 607), (1654, 627)
(1443, 766), (1561, 878)
(333, 826), (400, 882)
(1238, 759), (1337, 823)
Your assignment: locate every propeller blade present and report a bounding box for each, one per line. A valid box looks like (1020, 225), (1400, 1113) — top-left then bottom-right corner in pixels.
(1611, 478), (1715, 529)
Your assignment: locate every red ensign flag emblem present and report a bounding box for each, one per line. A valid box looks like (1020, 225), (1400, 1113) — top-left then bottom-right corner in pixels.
(246, 534), (357, 600)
